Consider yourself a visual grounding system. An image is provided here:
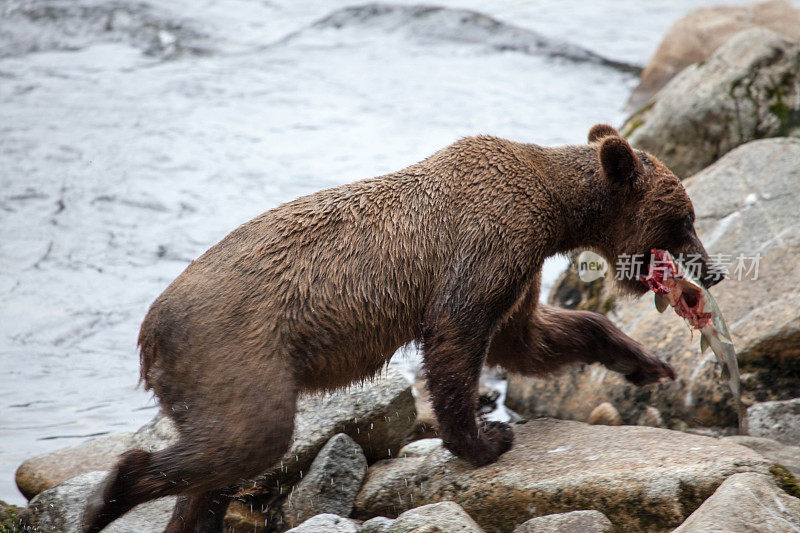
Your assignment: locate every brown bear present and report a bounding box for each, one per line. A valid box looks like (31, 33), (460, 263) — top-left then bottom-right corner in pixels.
(83, 124), (720, 532)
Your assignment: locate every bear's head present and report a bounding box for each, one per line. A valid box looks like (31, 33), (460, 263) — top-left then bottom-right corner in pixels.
(586, 124), (723, 296)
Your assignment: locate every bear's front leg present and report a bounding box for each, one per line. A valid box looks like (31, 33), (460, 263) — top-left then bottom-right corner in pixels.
(422, 287), (517, 467)
(488, 302), (675, 385)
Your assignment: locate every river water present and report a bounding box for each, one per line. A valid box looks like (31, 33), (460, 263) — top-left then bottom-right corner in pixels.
(0, 0), (762, 505)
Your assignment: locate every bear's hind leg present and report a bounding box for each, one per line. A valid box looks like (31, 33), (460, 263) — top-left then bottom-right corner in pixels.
(82, 357), (297, 533)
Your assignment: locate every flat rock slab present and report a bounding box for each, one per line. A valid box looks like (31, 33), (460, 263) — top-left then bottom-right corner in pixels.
(673, 472), (800, 532)
(354, 419), (771, 532)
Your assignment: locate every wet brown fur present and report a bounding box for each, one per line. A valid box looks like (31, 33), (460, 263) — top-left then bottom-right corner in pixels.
(83, 125), (719, 532)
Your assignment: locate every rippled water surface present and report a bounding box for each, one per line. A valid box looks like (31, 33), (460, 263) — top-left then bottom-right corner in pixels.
(0, 0), (763, 504)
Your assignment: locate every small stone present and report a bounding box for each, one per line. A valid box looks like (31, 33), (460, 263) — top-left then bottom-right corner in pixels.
(746, 398), (800, 445)
(398, 439), (443, 458)
(587, 402), (621, 426)
(282, 433), (368, 527)
(284, 513), (360, 533)
(673, 472), (800, 532)
(513, 510), (614, 533)
(360, 516), (395, 533)
(637, 406), (664, 428)
(378, 501), (484, 533)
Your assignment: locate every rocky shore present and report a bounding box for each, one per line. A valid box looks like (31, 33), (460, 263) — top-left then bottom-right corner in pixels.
(6, 1), (800, 532)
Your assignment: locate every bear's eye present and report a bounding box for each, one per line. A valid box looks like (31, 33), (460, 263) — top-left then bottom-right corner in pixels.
(683, 213), (695, 232)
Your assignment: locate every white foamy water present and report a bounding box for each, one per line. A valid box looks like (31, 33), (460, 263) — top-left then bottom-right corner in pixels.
(0, 0), (765, 505)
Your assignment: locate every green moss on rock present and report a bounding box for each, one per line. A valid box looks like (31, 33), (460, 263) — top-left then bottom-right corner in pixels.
(770, 463), (800, 499)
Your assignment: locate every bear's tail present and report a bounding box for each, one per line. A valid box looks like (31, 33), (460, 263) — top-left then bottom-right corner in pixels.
(137, 315), (158, 391)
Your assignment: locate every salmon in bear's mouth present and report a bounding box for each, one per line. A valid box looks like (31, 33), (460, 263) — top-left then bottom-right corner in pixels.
(638, 248), (744, 433)
(639, 249), (712, 329)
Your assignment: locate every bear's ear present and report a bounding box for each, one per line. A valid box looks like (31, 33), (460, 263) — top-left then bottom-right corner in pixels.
(588, 124), (620, 143)
(599, 136), (643, 187)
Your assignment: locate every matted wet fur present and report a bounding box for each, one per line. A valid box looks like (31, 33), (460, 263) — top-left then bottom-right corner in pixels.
(83, 125), (721, 532)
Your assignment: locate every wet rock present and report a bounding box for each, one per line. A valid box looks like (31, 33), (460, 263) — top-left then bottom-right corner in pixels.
(21, 471), (174, 532)
(353, 418), (770, 532)
(285, 513), (361, 533)
(672, 472), (800, 532)
(745, 398), (800, 445)
(282, 433), (368, 528)
(626, 0), (800, 111)
(15, 412), (177, 500)
(512, 510), (613, 533)
(398, 439), (443, 458)
(508, 139), (800, 429)
(623, 28), (800, 177)
(721, 435), (800, 478)
(587, 403), (621, 426)
(361, 501), (484, 533)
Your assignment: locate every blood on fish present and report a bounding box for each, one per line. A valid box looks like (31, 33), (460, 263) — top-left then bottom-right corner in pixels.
(640, 249), (712, 329)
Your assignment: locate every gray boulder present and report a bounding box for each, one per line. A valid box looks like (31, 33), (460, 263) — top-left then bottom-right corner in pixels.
(282, 433), (368, 528)
(746, 398), (800, 445)
(354, 418), (771, 531)
(513, 510), (613, 533)
(285, 513), (361, 533)
(673, 472), (800, 532)
(508, 138), (800, 429)
(21, 471), (174, 532)
(362, 501), (484, 533)
(623, 28), (800, 177)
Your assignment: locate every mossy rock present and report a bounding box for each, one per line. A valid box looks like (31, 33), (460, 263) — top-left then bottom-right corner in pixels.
(0, 500), (23, 533)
